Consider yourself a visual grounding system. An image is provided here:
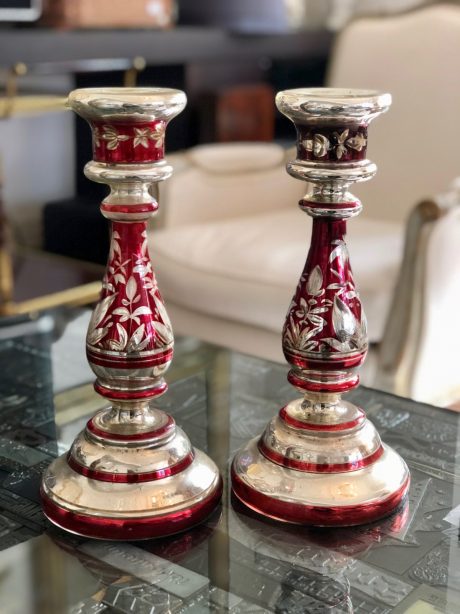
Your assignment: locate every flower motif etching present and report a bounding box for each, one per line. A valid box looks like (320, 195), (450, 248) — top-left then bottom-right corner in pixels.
(133, 124), (165, 149)
(283, 239), (367, 355)
(303, 134), (330, 158)
(302, 129), (367, 160)
(88, 228), (173, 353)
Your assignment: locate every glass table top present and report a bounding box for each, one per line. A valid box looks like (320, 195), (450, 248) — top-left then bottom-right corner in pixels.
(0, 308), (459, 613)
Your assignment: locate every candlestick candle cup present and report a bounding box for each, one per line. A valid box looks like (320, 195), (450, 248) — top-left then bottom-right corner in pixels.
(41, 88), (222, 540)
(231, 88), (409, 526)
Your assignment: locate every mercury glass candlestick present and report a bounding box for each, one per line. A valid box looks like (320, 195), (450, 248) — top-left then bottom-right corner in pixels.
(232, 88), (409, 526)
(41, 88), (222, 539)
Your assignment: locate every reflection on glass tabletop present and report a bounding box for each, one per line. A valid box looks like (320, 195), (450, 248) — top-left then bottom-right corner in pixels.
(0, 307), (459, 613)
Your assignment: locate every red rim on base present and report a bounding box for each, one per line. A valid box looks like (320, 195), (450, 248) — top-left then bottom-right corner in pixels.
(41, 478), (223, 540)
(231, 468), (409, 527)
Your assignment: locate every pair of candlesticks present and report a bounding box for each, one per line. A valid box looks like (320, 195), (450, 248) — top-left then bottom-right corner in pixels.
(40, 86), (409, 540)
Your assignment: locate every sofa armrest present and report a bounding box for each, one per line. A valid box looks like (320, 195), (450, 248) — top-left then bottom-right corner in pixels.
(376, 192), (460, 405)
(375, 200), (441, 399)
(154, 143), (304, 230)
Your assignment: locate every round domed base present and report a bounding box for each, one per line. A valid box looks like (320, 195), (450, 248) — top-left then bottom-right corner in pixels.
(41, 407), (222, 540)
(41, 450), (222, 540)
(231, 438), (409, 527)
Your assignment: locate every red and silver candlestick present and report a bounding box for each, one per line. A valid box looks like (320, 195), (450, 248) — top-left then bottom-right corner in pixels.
(41, 88), (222, 539)
(232, 88), (409, 526)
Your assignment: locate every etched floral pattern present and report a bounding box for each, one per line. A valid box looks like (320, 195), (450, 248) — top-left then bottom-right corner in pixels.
(283, 238), (367, 355)
(302, 129), (367, 160)
(88, 226), (172, 354)
(303, 134), (330, 158)
(93, 123), (165, 151)
(283, 266), (332, 353)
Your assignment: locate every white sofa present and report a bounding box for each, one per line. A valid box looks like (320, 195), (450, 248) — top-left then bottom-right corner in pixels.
(151, 142), (403, 364)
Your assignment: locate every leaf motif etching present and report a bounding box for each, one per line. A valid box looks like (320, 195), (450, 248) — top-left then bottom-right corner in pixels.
(88, 227), (173, 354)
(100, 126), (130, 151)
(283, 266), (332, 353)
(94, 123), (165, 151)
(283, 239), (367, 355)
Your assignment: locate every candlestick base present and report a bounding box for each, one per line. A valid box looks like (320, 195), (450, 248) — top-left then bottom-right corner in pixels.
(232, 400), (409, 527)
(41, 408), (222, 540)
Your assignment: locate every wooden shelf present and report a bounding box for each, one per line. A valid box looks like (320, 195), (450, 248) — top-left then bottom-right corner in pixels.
(0, 26), (333, 68)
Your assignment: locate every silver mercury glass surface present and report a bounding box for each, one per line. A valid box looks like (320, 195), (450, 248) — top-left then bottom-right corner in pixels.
(40, 88), (222, 540)
(231, 88), (410, 526)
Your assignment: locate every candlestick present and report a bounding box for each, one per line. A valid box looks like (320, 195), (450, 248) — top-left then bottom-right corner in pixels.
(231, 88), (409, 526)
(41, 88), (222, 539)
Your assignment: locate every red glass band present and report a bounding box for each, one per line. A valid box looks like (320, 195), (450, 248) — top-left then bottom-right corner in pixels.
(285, 352), (366, 372)
(279, 406), (365, 432)
(87, 349), (173, 370)
(92, 120), (165, 164)
(41, 478), (223, 540)
(86, 415), (175, 442)
(300, 199), (361, 211)
(101, 203), (159, 215)
(296, 125), (368, 163)
(67, 451), (195, 483)
(287, 371), (359, 394)
(257, 439), (384, 473)
(232, 468), (409, 527)
(93, 380), (168, 401)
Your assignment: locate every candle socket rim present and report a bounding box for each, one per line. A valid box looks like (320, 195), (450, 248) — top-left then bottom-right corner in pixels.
(67, 87), (187, 123)
(276, 87), (391, 126)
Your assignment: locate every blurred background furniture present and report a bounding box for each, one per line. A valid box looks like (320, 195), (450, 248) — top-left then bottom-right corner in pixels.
(0, 247), (103, 317)
(152, 143), (460, 407)
(0, 61), (139, 315)
(327, 4), (460, 223)
(150, 4), (460, 406)
(0, 0), (42, 22)
(150, 141), (403, 362)
(198, 83), (275, 143)
(20, 28), (329, 262)
(376, 184), (460, 406)
(41, 0), (176, 29)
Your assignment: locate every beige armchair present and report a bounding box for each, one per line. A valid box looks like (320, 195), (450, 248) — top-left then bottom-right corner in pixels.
(150, 5), (460, 405)
(327, 4), (460, 223)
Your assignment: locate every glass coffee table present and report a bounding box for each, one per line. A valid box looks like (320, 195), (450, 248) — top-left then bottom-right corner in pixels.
(0, 308), (459, 613)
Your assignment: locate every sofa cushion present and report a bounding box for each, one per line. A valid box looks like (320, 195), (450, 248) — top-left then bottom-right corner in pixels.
(186, 142), (285, 173)
(151, 209), (403, 343)
(161, 143), (301, 228)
